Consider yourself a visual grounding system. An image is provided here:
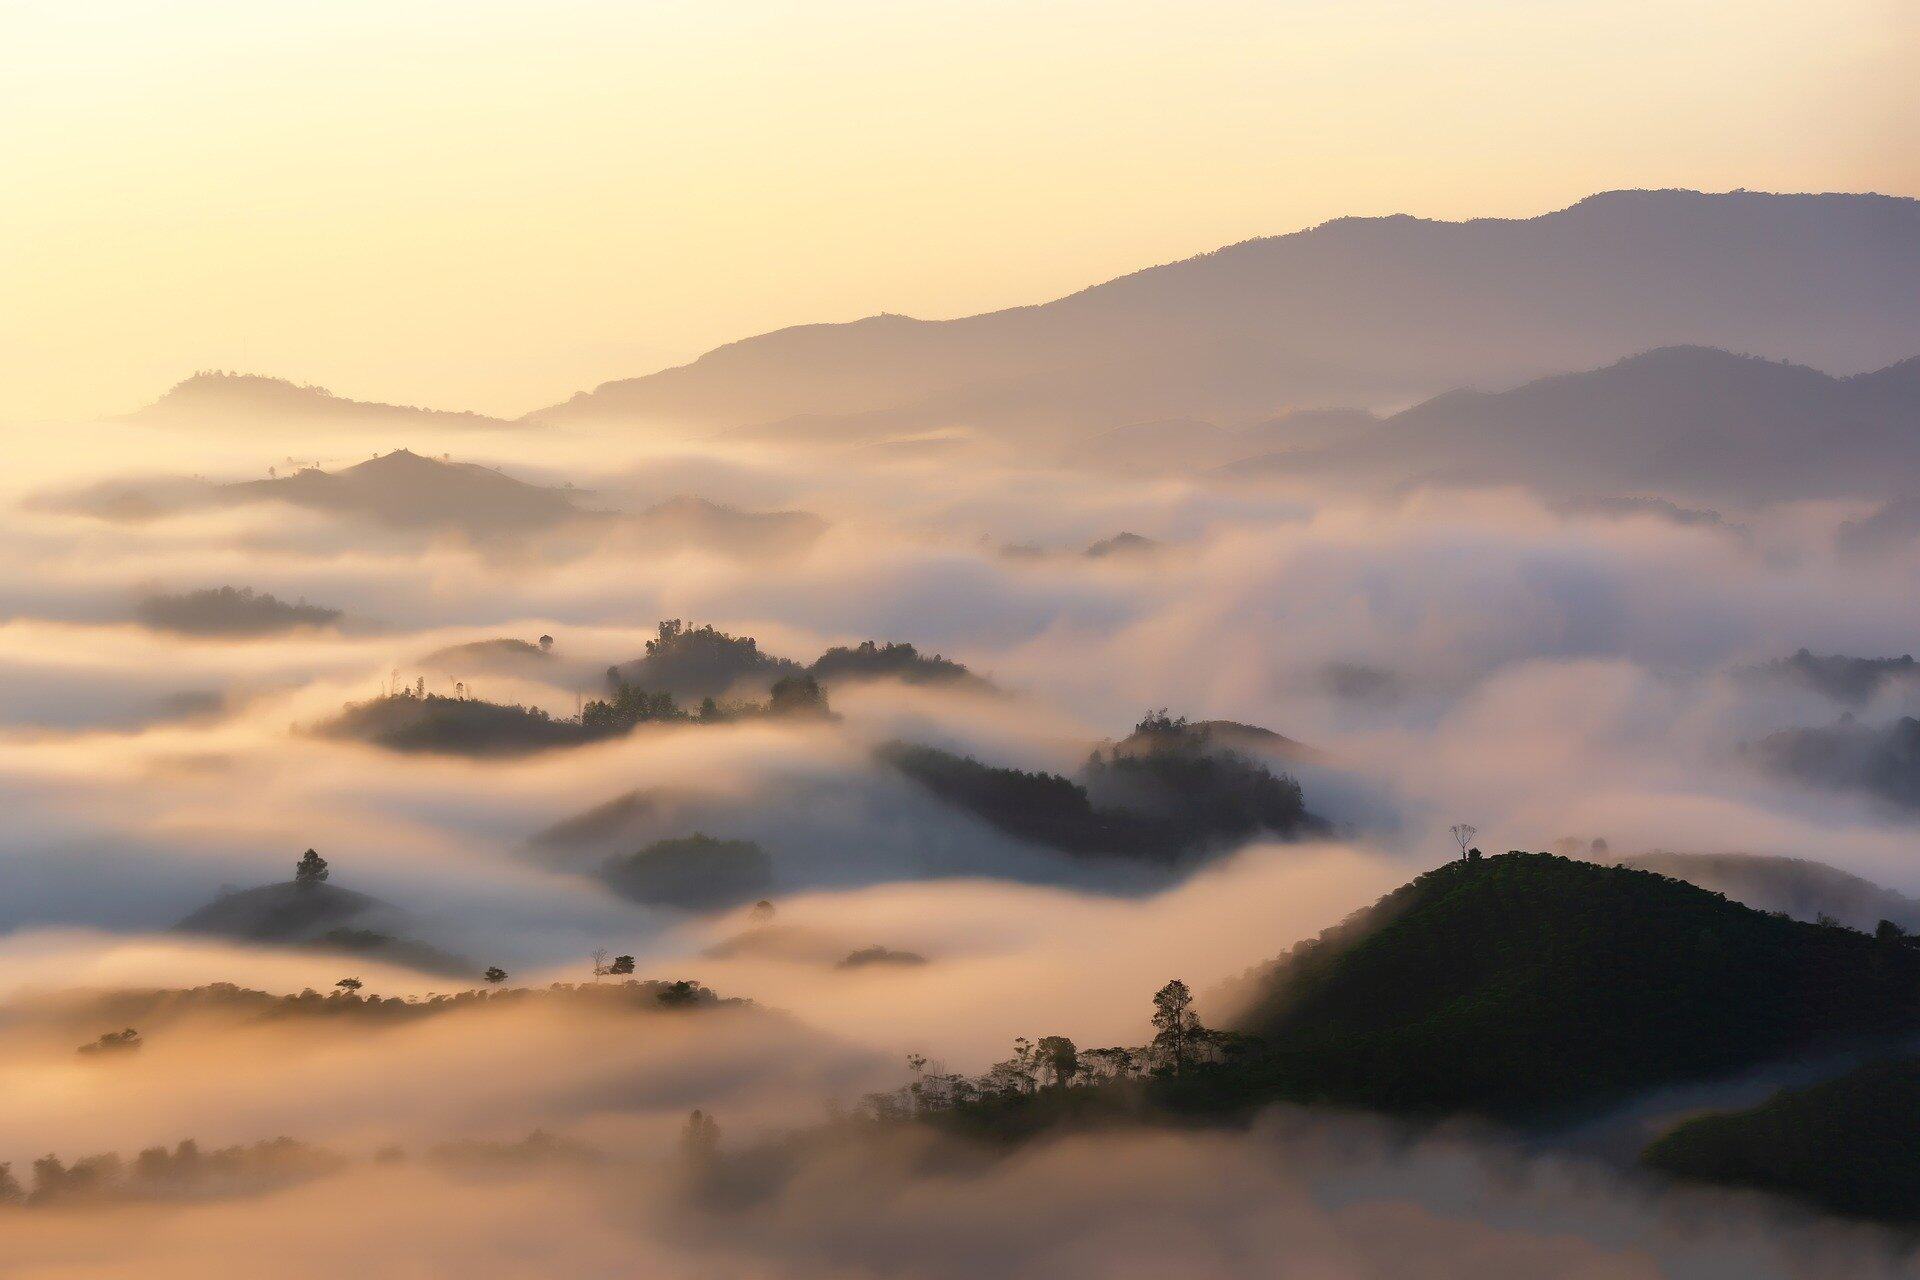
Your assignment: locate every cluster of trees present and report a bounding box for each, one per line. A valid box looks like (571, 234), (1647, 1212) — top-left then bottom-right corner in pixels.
(75, 1028), (141, 1057)
(808, 640), (981, 689)
(880, 711), (1314, 863)
(863, 980), (1249, 1124)
(68, 978), (735, 1036)
(583, 673), (830, 733)
(615, 619), (804, 702)
(2, 1138), (339, 1208)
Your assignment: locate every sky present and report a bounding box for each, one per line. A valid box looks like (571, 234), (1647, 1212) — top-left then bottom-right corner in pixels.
(2, 0), (1914, 424)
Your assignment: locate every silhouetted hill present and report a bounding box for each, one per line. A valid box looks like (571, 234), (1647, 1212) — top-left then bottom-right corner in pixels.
(317, 692), (597, 756)
(172, 882), (474, 977)
(600, 833), (774, 912)
(1749, 717), (1920, 813)
(1643, 1058), (1920, 1224)
(176, 882), (385, 941)
(1226, 853), (1920, 1120)
(1618, 851), (1920, 934)
(133, 372), (514, 431)
(1107, 717), (1323, 766)
(880, 728), (1315, 863)
(136, 586), (342, 637)
(417, 637), (555, 677)
(610, 620), (803, 702)
(1231, 345), (1920, 502)
(532, 191), (1920, 440)
(1739, 649), (1920, 707)
(1083, 532), (1163, 559)
(807, 640), (989, 691)
(225, 449), (583, 535)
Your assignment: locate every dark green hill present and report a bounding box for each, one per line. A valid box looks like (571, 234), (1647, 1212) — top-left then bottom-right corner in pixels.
(1227, 852), (1920, 1121)
(1643, 1058), (1920, 1223)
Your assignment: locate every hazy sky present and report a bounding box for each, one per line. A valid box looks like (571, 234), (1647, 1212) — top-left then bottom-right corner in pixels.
(3, 0), (1913, 423)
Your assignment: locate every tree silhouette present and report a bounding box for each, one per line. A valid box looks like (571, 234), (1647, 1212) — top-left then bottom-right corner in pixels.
(1449, 824), (1478, 861)
(294, 849), (329, 887)
(1150, 979), (1204, 1076)
(609, 954), (636, 976)
(484, 966), (508, 984)
(1036, 1035), (1079, 1088)
(538, 635), (553, 652)
(335, 978), (362, 995)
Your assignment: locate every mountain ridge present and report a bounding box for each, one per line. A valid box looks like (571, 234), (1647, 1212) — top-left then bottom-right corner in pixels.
(528, 189), (1920, 439)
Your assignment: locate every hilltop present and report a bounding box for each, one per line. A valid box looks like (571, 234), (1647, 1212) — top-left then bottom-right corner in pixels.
(224, 449), (583, 534)
(1223, 853), (1920, 1120)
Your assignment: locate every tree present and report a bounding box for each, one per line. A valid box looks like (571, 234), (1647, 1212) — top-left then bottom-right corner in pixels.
(1151, 979), (1204, 1076)
(335, 978), (362, 995)
(0, 1162), (21, 1205)
(590, 949), (608, 980)
(609, 954), (636, 976)
(1036, 1035), (1079, 1088)
(484, 966), (508, 985)
(294, 848), (329, 887)
(1449, 824), (1478, 861)
(749, 899), (776, 923)
(538, 635), (553, 652)
(766, 673), (828, 717)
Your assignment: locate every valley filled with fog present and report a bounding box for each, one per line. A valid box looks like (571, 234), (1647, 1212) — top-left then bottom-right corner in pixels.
(9, 189), (1920, 1276)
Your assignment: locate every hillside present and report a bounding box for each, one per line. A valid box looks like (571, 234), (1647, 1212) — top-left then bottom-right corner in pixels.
(1643, 1058), (1920, 1223)
(1619, 851), (1920, 933)
(1230, 345), (1920, 502)
(1225, 853), (1920, 1120)
(173, 882), (475, 978)
(531, 190), (1920, 441)
(133, 372), (514, 431)
(1748, 716), (1920, 813)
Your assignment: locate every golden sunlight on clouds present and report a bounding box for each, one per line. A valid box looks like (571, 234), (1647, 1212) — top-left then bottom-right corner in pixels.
(0, 0), (1911, 423)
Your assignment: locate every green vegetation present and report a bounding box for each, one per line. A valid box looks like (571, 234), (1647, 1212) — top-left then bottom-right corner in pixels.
(601, 833), (774, 912)
(1643, 1058), (1920, 1223)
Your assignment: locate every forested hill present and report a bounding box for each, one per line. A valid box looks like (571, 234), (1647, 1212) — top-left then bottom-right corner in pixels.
(1227, 852), (1920, 1121)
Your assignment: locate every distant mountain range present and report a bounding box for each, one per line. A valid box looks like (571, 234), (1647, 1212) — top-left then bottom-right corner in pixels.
(1230, 345), (1920, 503)
(134, 372), (515, 431)
(529, 189), (1920, 441)
(42, 449), (825, 550)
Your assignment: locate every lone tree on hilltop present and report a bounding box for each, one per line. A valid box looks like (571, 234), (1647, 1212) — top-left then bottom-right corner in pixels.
(484, 966), (508, 985)
(335, 978), (362, 995)
(294, 849), (330, 887)
(1449, 824), (1477, 861)
(609, 954), (636, 976)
